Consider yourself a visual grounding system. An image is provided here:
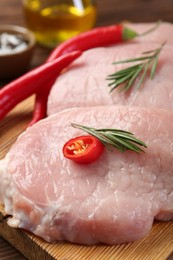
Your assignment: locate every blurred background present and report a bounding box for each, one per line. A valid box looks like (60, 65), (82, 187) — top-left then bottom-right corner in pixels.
(1, 0), (173, 69)
(1, 0), (173, 26)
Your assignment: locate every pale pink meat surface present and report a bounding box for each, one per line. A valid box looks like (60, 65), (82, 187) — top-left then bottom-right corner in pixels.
(1, 106), (173, 244)
(47, 43), (173, 116)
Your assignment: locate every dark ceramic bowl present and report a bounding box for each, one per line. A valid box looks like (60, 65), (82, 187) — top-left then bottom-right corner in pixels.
(0, 24), (36, 80)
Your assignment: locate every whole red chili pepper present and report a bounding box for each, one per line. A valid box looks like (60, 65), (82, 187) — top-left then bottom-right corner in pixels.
(0, 51), (81, 121)
(47, 24), (137, 62)
(63, 135), (104, 164)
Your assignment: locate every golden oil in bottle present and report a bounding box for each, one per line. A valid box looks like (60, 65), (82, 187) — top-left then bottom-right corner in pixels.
(22, 0), (97, 48)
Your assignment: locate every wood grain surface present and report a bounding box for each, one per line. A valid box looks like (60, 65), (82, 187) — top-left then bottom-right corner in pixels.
(1, 0), (173, 259)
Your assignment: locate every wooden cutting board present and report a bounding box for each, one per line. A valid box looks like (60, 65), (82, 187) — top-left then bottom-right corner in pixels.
(0, 97), (173, 260)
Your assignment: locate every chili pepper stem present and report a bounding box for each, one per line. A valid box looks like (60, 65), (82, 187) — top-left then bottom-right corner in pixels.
(122, 21), (161, 41)
(122, 27), (138, 40)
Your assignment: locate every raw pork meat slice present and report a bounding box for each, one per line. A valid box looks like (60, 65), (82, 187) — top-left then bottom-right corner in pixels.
(1, 105), (173, 244)
(47, 43), (173, 116)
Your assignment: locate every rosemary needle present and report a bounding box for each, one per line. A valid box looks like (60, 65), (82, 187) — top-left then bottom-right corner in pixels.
(71, 123), (147, 154)
(137, 20), (162, 37)
(107, 42), (165, 92)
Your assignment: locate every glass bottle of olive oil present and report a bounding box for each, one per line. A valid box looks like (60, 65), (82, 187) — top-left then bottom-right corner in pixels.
(22, 0), (97, 48)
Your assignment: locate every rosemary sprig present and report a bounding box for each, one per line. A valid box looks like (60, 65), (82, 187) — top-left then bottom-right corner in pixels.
(71, 123), (147, 154)
(137, 20), (162, 37)
(106, 42), (165, 92)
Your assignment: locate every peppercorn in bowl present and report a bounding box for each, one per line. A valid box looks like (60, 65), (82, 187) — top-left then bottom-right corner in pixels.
(0, 24), (36, 80)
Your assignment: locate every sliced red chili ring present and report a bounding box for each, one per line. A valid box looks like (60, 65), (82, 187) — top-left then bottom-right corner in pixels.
(63, 135), (104, 164)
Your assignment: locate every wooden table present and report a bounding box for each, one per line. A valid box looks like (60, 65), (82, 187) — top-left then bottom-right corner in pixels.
(1, 0), (173, 259)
